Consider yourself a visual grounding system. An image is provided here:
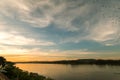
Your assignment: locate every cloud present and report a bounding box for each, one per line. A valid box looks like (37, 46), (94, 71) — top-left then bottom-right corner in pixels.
(0, 0), (29, 18)
(89, 19), (120, 45)
(2, 47), (90, 56)
(0, 45), (90, 58)
(0, 0), (51, 28)
(0, 0), (92, 30)
(0, 45), (28, 55)
(60, 18), (120, 46)
(56, 0), (120, 46)
(52, 1), (92, 31)
(0, 31), (55, 46)
(32, 48), (93, 57)
(0, 0), (120, 58)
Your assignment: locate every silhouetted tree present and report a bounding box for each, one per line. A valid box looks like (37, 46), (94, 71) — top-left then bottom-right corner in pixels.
(0, 56), (6, 68)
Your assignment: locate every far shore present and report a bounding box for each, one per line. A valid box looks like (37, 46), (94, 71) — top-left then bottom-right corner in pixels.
(14, 59), (120, 65)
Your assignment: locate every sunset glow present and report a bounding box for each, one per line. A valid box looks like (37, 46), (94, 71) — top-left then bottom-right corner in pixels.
(0, 0), (120, 61)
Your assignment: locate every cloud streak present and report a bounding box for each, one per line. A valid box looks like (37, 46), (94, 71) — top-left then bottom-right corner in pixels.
(0, 31), (55, 46)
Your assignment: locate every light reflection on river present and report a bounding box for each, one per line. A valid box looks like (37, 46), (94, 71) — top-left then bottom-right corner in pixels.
(16, 64), (120, 80)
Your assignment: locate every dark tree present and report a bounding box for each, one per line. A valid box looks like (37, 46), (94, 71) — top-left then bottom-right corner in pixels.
(0, 56), (6, 68)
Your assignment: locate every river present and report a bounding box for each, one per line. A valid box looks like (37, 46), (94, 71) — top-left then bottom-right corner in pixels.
(16, 64), (120, 80)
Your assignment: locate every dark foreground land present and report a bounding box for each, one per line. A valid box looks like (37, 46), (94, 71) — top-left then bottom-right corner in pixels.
(0, 56), (53, 80)
(16, 59), (120, 65)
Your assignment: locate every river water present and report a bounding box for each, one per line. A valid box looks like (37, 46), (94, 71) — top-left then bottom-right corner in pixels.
(16, 64), (120, 80)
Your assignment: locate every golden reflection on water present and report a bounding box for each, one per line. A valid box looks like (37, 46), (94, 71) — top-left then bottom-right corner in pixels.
(16, 64), (120, 80)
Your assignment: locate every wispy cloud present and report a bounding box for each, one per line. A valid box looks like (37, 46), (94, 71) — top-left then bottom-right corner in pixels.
(0, 31), (55, 46)
(89, 19), (120, 46)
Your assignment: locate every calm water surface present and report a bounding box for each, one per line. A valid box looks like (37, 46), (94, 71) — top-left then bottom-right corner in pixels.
(16, 64), (120, 80)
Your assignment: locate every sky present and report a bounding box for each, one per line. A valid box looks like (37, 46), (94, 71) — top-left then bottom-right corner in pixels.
(0, 0), (120, 61)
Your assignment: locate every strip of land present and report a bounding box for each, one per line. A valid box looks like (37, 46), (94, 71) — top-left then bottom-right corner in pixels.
(15, 59), (120, 65)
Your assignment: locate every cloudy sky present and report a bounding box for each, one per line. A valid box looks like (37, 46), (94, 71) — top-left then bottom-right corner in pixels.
(0, 0), (120, 61)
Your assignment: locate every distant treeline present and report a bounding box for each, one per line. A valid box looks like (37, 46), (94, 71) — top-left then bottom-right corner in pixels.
(16, 59), (120, 65)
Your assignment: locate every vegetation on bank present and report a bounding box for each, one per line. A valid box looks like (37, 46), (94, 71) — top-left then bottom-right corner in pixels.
(16, 59), (120, 65)
(0, 56), (53, 80)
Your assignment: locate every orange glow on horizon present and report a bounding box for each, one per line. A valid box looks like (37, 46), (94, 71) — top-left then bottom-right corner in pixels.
(4, 56), (78, 62)
(3, 55), (120, 62)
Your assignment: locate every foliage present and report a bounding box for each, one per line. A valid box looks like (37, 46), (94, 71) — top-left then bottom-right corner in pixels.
(0, 56), (6, 68)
